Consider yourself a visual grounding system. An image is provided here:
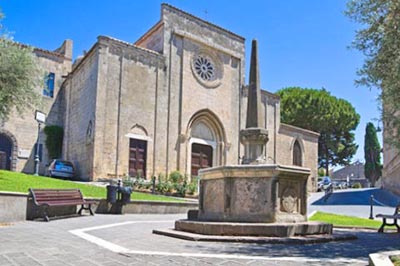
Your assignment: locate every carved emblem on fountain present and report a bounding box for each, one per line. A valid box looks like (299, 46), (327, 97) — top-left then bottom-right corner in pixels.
(281, 187), (298, 213)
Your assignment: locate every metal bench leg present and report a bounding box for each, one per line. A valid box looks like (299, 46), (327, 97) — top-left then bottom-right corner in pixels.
(378, 218), (386, 233)
(78, 204), (94, 216)
(78, 205), (84, 215)
(88, 204), (94, 216)
(42, 206), (50, 222)
(395, 219), (400, 233)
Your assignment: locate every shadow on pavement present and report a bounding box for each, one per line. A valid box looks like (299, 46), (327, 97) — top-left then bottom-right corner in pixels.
(311, 188), (400, 207)
(185, 230), (400, 262)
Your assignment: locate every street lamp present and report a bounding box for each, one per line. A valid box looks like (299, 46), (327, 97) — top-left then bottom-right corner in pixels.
(34, 110), (46, 176)
(376, 121), (382, 132)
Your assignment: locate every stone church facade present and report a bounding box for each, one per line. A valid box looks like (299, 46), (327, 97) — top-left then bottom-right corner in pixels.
(0, 4), (319, 191)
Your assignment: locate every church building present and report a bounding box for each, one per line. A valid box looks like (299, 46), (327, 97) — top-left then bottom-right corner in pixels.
(0, 4), (319, 191)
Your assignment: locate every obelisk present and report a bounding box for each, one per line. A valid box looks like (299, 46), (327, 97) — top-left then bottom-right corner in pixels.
(240, 39), (268, 164)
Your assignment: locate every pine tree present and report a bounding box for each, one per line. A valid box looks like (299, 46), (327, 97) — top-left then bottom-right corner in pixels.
(277, 87), (360, 173)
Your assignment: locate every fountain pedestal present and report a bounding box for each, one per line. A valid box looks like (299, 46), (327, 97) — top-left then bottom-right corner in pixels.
(173, 164), (333, 237)
(198, 164), (308, 223)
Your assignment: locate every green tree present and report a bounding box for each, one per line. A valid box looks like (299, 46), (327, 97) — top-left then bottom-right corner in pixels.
(43, 125), (63, 159)
(346, 0), (400, 149)
(277, 87), (360, 173)
(0, 9), (41, 121)
(364, 122), (382, 187)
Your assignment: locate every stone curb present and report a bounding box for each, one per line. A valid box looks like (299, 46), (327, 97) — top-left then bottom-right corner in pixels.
(369, 251), (400, 266)
(153, 228), (357, 244)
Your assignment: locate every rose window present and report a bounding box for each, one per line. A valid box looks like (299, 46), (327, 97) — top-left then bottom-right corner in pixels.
(194, 56), (215, 81)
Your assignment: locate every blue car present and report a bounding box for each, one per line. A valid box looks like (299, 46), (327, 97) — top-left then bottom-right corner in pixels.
(322, 176), (332, 190)
(47, 159), (75, 180)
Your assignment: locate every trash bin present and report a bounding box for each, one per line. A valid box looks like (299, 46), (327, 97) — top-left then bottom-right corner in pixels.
(118, 186), (132, 204)
(106, 185), (118, 203)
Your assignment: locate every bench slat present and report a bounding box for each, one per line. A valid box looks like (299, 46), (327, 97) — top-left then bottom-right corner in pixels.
(35, 195), (83, 200)
(376, 214), (400, 219)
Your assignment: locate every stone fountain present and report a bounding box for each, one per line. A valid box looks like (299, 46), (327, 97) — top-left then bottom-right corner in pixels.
(155, 40), (334, 239)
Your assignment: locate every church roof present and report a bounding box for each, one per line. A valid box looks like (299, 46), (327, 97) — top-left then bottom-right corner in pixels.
(161, 3), (245, 42)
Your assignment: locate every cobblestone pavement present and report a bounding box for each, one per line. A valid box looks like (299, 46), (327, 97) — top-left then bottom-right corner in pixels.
(1, 214), (400, 265)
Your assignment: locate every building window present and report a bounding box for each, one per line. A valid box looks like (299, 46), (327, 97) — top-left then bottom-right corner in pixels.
(193, 55), (215, 81)
(293, 140), (302, 166)
(43, 72), (55, 98)
(191, 51), (223, 88)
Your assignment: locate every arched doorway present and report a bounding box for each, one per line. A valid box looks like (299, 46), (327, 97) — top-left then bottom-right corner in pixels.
(0, 133), (13, 170)
(186, 110), (226, 177)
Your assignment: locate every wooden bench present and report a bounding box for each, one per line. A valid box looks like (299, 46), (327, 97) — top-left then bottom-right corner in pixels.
(28, 188), (95, 222)
(376, 204), (400, 233)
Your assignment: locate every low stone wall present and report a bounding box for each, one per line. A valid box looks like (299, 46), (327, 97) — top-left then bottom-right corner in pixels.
(0, 192), (27, 223)
(94, 199), (198, 215)
(0, 192), (198, 223)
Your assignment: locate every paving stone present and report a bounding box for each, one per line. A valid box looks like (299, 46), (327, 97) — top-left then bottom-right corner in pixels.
(101, 261), (128, 266)
(73, 260), (100, 266)
(0, 255), (13, 266)
(9, 257), (42, 266)
(218, 260), (247, 265)
(41, 259), (73, 266)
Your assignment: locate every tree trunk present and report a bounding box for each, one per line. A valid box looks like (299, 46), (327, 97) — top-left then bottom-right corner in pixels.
(370, 173), (376, 187)
(325, 148), (329, 176)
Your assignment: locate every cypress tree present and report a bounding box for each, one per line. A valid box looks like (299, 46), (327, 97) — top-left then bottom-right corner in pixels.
(364, 122), (382, 187)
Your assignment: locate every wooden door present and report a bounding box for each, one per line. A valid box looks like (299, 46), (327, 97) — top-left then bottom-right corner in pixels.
(0, 151), (6, 170)
(129, 139), (147, 178)
(0, 134), (12, 170)
(191, 143), (213, 176)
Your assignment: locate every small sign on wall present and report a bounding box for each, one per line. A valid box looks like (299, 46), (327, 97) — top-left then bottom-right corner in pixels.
(18, 149), (30, 159)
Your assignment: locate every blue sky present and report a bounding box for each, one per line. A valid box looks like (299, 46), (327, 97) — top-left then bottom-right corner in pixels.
(1, 0), (381, 166)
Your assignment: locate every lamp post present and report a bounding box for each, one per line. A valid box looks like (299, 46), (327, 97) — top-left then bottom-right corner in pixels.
(34, 111), (46, 176)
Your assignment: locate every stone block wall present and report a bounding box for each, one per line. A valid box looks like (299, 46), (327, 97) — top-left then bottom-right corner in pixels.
(383, 143), (400, 195)
(63, 45), (98, 180)
(90, 37), (166, 179)
(277, 124), (319, 192)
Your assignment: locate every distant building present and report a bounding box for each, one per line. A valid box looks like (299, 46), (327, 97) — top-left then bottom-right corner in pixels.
(331, 161), (370, 187)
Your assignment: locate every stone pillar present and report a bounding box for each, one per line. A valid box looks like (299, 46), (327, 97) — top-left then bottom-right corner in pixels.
(240, 128), (268, 165)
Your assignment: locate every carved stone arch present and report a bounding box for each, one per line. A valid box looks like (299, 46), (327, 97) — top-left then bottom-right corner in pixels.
(290, 137), (305, 167)
(290, 136), (306, 151)
(130, 123), (148, 136)
(186, 109), (227, 177)
(186, 109), (227, 144)
(0, 129), (18, 171)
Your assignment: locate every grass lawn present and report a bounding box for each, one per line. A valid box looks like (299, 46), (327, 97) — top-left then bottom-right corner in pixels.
(0, 170), (183, 202)
(391, 255), (400, 266)
(309, 211), (393, 229)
